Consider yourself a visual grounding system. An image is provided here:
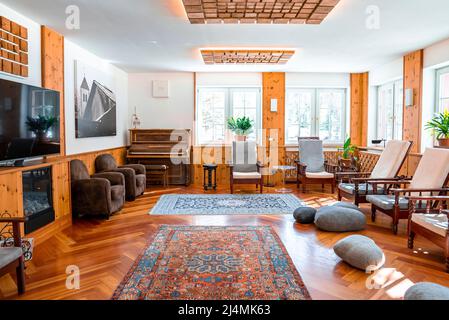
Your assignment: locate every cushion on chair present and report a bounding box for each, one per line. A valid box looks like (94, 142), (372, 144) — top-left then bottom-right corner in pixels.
(305, 171), (334, 179)
(411, 213), (448, 237)
(314, 206), (366, 232)
(404, 282), (449, 300)
(233, 172), (262, 179)
(298, 139), (325, 173)
(338, 183), (384, 195)
(333, 235), (385, 271)
(366, 195), (409, 211)
(0, 247), (22, 269)
(232, 141), (258, 173)
(409, 148), (449, 192)
(332, 201), (361, 211)
(370, 140), (411, 179)
(293, 207), (317, 224)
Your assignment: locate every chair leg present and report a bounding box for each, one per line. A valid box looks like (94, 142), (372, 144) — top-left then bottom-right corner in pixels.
(445, 238), (449, 273)
(260, 180), (263, 194)
(371, 206), (376, 223)
(331, 182), (335, 194)
(230, 182), (234, 194)
(408, 231), (415, 249)
(392, 221), (399, 235)
(16, 258), (25, 295)
(337, 188), (342, 201)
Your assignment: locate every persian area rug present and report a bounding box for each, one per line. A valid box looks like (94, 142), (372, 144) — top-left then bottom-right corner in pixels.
(149, 194), (304, 215)
(112, 225), (311, 300)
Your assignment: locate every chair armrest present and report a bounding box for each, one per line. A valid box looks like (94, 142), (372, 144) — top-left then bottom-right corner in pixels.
(71, 179), (111, 214)
(351, 177), (399, 184)
(120, 164), (146, 175)
(324, 162), (339, 173)
(391, 187), (449, 195)
(369, 180), (411, 185)
(296, 161), (307, 175)
(0, 217), (26, 223)
(92, 172), (125, 186)
(407, 196), (449, 201)
(334, 172), (372, 178)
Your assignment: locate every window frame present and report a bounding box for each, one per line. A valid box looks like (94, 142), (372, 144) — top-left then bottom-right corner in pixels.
(436, 66), (449, 113)
(285, 87), (347, 146)
(195, 86), (262, 145)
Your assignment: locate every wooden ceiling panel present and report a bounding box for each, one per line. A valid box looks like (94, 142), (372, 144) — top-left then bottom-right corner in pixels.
(182, 0), (340, 24)
(201, 50), (295, 65)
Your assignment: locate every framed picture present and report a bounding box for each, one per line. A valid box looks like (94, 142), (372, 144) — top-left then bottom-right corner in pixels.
(153, 80), (169, 98)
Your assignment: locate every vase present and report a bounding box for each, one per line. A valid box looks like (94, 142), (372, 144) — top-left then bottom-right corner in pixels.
(438, 138), (449, 148)
(235, 135), (247, 142)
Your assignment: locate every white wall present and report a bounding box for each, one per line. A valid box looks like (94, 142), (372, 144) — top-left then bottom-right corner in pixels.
(128, 73), (194, 130)
(64, 40), (129, 155)
(0, 3), (41, 87)
(286, 72), (350, 88)
(196, 72), (262, 87)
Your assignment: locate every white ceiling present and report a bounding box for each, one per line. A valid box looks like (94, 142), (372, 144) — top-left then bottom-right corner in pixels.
(3, 0), (449, 73)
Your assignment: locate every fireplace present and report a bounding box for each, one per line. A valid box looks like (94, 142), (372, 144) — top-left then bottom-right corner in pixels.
(22, 166), (55, 234)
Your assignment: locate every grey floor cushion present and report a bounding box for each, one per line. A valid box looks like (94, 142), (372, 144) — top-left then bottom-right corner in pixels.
(314, 206), (366, 232)
(333, 235), (385, 271)
(293, 207), (317, 224)
(404, 282), (449, 300)
(332, 201), (361, 211)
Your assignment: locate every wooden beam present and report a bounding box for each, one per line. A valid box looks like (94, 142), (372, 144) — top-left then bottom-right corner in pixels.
(403, 49), (424, 153)
(350, 73), (369, 147)
(41, 26), (65, 156)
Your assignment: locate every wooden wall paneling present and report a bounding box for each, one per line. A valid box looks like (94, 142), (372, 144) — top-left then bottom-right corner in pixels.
(403, 50), (424, 153)
(350, 73), (369, 147)
(41, 26), (65, 156)
(262, 73), (286, 185)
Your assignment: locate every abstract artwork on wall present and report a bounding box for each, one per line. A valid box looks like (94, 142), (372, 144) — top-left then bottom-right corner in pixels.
(74, 60), (117, 138)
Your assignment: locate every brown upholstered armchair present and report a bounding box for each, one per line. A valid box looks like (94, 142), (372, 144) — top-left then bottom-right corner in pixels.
(70, 160), (125, 218)
(95, 154), (146, 201)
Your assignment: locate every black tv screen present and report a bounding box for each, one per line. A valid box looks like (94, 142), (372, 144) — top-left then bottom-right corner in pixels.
(0, 78), (61, 162)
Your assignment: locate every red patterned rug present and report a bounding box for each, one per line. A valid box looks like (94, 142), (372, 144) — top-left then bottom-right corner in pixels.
(112, 225), (311, 300)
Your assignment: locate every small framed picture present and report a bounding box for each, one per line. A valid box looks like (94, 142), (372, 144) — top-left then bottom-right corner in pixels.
(153, 80), (169, 98)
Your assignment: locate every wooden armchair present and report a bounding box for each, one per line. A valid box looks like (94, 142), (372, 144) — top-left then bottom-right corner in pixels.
(407, 196), (449, 272)
(296, 138), (338, 193)
(366, 148), (449, 234)
(229, 141), (264, 194)
(337, 140), (412, 206)
(0, 216), (26, 294)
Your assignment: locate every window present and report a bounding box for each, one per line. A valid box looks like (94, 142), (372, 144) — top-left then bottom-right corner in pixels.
(196, 87), (261, 144)
(376, 79), (403, 141)
(285, 88), (346, 145)
(436, 66), (449, 113)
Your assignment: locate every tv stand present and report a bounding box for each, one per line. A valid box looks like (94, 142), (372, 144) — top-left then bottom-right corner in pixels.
(0, 159), (26, 167)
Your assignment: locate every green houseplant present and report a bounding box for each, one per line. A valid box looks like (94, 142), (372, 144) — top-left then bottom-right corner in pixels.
(425, 110), (449, 147)
(227, 116), (254, 141)
(26, 115), (57, 142)
(339, 137), (358, 170)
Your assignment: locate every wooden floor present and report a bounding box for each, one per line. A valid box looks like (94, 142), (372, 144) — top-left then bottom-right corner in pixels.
(1, 184), (449, 300)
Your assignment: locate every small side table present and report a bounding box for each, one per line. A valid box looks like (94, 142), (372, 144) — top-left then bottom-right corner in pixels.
(272, 165), (296, 193)
(203, 164), (217, 191)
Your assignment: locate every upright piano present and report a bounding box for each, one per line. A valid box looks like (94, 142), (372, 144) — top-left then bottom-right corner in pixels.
(127, 129), (191, 185)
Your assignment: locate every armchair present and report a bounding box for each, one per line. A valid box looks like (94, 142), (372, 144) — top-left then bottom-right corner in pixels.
(229, 141), (263, 194)
(0, 216), (26, 294)
(337, 140), (412, 206)
(70, 159), (125, 218)
(366, 148), (449, 234)
(296, 138), (338, 193)
(95, 154), (146, 201)
(407, 196), (449, 272)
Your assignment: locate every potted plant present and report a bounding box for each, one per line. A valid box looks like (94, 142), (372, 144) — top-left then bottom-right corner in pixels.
(426, 110), (449, 147)
(26, 115), (57, 142)
(339, 137), (358, 170)
(227, 116), (253, 141)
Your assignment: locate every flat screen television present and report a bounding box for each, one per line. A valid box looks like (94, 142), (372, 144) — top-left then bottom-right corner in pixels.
(0, 78), (61, 166)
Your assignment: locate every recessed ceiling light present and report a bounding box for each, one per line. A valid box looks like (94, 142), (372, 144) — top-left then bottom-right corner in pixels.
(182, 0), (340, 25)
(201, 49), (295, 65)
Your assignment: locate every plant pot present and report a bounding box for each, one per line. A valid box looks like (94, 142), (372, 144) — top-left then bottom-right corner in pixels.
(235, 135), (247, 142)
(438, 138), (449, 147)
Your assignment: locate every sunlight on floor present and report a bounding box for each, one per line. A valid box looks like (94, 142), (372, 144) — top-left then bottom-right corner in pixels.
(369, 267), (415, 299)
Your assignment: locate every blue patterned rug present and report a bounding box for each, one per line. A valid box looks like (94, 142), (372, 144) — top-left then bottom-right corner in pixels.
(150, 194), (304, 215)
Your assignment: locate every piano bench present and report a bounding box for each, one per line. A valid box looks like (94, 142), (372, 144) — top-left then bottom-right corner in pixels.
(146, 165), (169, 187)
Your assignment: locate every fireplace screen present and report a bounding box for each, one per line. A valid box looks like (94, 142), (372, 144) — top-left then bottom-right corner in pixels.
(22, 166), (55, 234)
